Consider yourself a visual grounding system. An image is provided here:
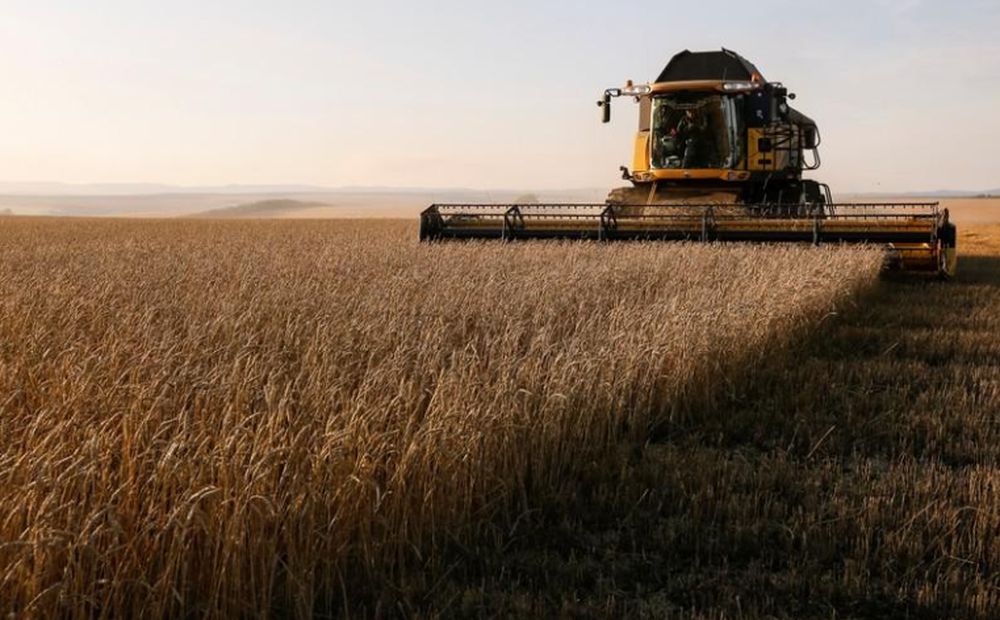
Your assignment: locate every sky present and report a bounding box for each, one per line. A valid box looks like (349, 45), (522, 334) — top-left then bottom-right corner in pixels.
(0, 0), (998, 193)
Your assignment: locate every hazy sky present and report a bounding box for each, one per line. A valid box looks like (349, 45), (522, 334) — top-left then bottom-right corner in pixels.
(0, 1), (998, 193)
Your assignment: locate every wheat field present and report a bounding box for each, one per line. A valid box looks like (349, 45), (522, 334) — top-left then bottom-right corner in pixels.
(0, 218), (882, 617)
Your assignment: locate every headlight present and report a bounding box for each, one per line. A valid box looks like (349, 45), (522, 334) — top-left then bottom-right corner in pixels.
(722, 81), (757, 92)
(621, 84), (651, 97)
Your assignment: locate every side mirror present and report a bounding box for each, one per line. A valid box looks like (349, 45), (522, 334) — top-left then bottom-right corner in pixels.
(802, 127), (818, 149)
(597, 89), (621, 124)
(598, 95), (611, 123)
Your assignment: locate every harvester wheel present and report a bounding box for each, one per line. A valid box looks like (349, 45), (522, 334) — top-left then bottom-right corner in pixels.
(938, 222), (958, 280)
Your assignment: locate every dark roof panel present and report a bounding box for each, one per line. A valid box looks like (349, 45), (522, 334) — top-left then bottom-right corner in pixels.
(656, 49), (764, 83)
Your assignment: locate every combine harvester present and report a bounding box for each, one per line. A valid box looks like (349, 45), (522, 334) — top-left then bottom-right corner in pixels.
(420, 49), (957, 277)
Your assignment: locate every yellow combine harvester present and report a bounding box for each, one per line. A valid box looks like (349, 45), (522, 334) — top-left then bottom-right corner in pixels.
(420, 49), (956, 276)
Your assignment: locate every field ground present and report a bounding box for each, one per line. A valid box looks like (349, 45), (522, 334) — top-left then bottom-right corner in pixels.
(0, 213), (997, 618)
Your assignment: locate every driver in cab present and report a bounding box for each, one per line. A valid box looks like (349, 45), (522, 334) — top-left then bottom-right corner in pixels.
(671, 109), (707, 168)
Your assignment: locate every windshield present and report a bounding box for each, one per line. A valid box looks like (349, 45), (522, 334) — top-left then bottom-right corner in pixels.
(651, 94), (744, 170)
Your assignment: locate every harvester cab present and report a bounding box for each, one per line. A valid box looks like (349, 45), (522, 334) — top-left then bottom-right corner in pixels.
(421, 48), (957, 277)
(599, 49), (826, 208)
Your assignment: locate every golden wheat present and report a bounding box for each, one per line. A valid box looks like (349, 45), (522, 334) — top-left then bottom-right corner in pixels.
(0, 218), (881, 617)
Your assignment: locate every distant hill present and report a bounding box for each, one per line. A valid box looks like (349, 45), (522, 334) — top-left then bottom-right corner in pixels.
(0, 182), (334, 196)
(0, 182), (610, 198)
(189, 199), (328, 219)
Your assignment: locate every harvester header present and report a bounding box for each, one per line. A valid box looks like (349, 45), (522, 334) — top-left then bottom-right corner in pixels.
(420, 49), (957, 277)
